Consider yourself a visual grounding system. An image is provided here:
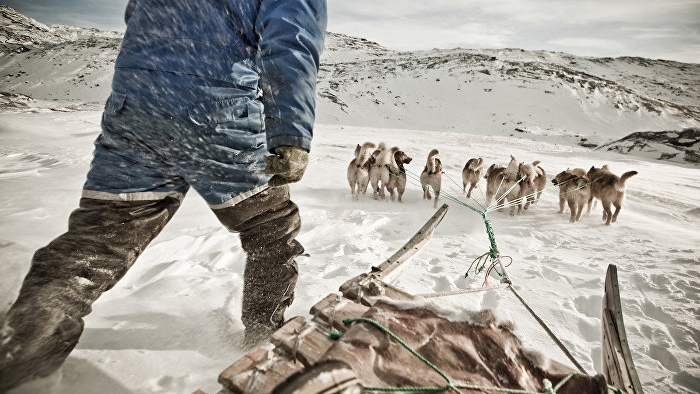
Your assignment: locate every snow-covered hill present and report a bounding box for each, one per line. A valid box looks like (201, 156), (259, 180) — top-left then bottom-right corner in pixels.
(318, 38), (700, 141)
(0, 5), (122, 107)
(1, 4), (699, 159)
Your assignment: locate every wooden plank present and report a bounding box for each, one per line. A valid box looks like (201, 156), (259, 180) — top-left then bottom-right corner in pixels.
(218, 344), (303, 394)
(603, 309), (626, 390)
(372, 203), (449, 284)
(338, 273), (415, 306)
(602, 264), (644, 394)
(309, 293), (370, 331)
(270, 316), (336, 367)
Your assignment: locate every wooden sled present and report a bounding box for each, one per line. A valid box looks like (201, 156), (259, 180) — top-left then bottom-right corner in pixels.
(193, 204), (643, 394)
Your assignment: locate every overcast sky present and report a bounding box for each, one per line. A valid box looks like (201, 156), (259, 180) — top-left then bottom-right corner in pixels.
(4, 0), (700, 63)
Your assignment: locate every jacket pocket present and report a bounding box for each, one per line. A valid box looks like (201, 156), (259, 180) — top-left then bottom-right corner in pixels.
(187, 97), (265, 133)
(104, 91), (127, 114)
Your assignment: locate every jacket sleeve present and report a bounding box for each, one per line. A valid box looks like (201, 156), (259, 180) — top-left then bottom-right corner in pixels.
(255, 0), (327, 153)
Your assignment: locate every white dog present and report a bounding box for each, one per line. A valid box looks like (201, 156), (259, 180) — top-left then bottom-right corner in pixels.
(517, 160), (541, 211)
(462, 157), (484, 198)
(369, 142), (391, 200)
(347, 142), (376, 200)
(529, 161), (546, 205)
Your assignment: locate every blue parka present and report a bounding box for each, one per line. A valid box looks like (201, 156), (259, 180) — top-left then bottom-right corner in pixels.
(83, 0), (327, 206)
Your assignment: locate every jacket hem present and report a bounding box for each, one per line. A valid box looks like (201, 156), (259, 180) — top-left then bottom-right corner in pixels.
(81, 190), (185, 201)
(209, 184), (270, 210)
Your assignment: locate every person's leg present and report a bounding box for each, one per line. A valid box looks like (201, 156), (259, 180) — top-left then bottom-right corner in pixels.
(0, 196), (182, 391)
(0, 88), (191, 390)
(212, 185), (304, 346)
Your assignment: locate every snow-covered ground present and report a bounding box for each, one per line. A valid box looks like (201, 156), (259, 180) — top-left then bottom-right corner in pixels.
(1, 110), (698, 394)
(1, 6), (699, 394)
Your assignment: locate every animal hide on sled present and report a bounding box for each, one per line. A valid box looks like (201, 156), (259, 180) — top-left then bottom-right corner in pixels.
(318, 299), (606, 394)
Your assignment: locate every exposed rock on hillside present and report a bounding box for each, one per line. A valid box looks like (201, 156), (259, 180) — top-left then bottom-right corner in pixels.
(597, 128), (700, 164)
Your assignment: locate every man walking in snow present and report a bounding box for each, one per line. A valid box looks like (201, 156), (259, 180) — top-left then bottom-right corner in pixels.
(0, 0), (326, 391)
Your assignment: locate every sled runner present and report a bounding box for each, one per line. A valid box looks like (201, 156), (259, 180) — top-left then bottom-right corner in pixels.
(602, 265), (644, 394)
(194, 204), (642, 394)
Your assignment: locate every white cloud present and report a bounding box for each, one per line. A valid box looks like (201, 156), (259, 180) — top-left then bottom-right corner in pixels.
(6, 0), (700, 63)
(327, 0), (700, 62)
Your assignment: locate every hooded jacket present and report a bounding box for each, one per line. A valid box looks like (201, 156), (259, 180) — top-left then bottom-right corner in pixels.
(112, 0), (327, 152)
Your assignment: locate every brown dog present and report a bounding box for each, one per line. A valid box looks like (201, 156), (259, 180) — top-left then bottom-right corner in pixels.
(420, 149), (442, 208)
(485, 155), (523, 215)
(551, 168), (587, 214)
(551, 168), (591, 222)
(387, 149), (413, 202)
(484, 163), (505, 207)
(517, 160), (539, 211)
(347, 142), (376, 200)
(587, 165), (638, 225)
(462, 157), (484, 198)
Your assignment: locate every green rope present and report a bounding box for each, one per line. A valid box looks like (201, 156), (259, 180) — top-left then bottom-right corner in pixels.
(328, 330), (343, 340)
(482, 212), (499, 258)
(464, 251), (491, 278)
(409, 169), (503, 280)
(607, 385), (623, 394)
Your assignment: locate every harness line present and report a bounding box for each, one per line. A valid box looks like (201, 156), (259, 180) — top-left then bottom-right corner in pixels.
(402, 168), (591, 375)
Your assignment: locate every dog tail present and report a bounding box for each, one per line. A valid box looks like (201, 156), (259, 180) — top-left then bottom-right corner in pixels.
(465, 157), (484, 171)
(464, 158), (473, 171)
(425, 149), (439, 174)
(504, 155), (519, 180)
(356, 142), (376, 167)
(531, 161), (545, 177)
(615, 170), (638, 191)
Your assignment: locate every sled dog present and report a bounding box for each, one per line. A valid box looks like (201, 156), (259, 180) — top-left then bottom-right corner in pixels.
(551, 168), (591, 222)
(485, 155), (523, 215)
(386, 149), (413, 202)
(420, 149), (442, 208)
(530, 161), (546, 205)
(369, 142), (391, 200)
(462, 157), (484, 198)
(517, 160), (539, 211)
(587, 165), (638, 225)
(347, 142), (376, 200)
(552, 168), (587, 214)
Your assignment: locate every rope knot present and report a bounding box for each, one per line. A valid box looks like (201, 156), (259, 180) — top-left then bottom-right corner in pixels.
(543, 378), (555, 394)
